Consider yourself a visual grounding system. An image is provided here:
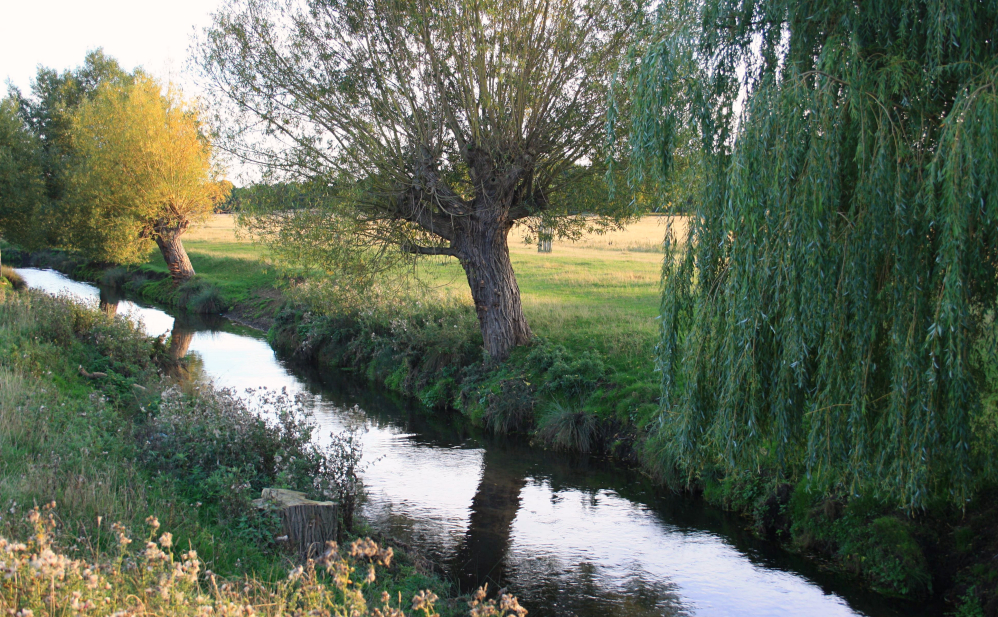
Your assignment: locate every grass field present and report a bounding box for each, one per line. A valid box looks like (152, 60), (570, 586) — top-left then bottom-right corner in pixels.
(165, 214), (677, 366)
(140, 215), (279, 305)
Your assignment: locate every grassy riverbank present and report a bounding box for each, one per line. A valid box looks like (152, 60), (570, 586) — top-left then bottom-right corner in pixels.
(7, 217), (998, 614)
(0, 286), (470, 616)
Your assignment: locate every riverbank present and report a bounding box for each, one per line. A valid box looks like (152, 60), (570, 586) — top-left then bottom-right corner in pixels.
(0, 285), (470, 615)
(5, 218), (997, 614)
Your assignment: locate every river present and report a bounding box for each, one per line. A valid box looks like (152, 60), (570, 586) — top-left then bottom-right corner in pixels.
(15, 267), (930, 617)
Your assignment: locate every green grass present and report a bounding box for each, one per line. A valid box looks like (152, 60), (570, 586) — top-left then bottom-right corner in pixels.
(177, 214), (665, 368)
(0, 288), (460, 615)
(416, 249), (661, 368)
(139, 219), (278, 306)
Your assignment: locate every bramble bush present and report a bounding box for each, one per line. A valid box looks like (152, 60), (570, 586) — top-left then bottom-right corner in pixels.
(139, 386), (366, 537)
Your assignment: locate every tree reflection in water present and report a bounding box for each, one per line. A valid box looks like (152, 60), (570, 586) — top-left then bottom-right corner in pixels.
(450, 445), (528, 592)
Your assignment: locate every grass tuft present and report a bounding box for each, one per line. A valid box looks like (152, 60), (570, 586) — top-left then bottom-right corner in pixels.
(176, 278), (227, 313)
(537, 402), (600, 453)
(100, 266), (130, 288)
(0, 265), (26, 290)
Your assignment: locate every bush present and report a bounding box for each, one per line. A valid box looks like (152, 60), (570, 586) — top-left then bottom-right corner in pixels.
(789, 487), (932, 597)
(139, 386), (365, 535)
(840, 516), (932, 596)
(524, 342), (611, 399)
(479, 378), (536, 435)
(537, 402), (600, 453)
(100, 266), (130, 288)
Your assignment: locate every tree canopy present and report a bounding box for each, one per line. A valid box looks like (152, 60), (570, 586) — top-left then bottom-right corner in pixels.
(200, 0), (645, 360)
(617, 0), (998, 508)
(66, 74), (229, 280)
(2, 50), (131, 250)
(0, 98), (45, 253)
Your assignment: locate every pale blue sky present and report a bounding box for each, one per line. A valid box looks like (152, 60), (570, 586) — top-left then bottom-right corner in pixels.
(1, 0), (225, 95)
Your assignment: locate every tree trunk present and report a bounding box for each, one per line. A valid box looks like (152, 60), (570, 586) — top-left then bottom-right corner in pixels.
(154, 226), (195, 283)
(454, 217), (532, 362)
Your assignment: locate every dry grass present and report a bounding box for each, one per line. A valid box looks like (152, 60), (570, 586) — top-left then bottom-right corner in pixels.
(183, 214), (267, 260)
(510, 214), (687, 254)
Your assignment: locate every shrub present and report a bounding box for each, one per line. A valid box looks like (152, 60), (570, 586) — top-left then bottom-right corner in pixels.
(789, 487), (932, 598)
(480, 379), (535, 435)
(537, 402), (600, 453)
(524, 342), (610, 399)
(840, 516), (932, 597)
(139, 386), (365, 535)
(100, 266), (130, 288)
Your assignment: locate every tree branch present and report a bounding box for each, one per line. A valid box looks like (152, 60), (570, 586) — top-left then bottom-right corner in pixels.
(404, 243), (460, 257)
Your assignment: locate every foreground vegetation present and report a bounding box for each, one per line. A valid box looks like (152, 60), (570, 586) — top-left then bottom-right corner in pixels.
(0, 285), (503, 615)
(8, 212), (998, 610)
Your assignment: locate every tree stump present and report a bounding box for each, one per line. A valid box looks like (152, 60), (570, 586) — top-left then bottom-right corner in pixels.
(253, 488), (337, 559)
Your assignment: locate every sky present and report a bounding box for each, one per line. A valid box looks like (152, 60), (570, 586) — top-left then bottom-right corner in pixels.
(0, 0), (226, 96)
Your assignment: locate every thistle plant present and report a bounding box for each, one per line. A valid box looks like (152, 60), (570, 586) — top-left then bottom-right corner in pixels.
(0, 506), (525, 617)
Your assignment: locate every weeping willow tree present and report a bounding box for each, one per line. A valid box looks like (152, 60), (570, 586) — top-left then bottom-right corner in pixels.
(614, 0), (998, 509)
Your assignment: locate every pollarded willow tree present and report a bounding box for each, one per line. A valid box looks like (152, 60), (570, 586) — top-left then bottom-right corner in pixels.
(67, 75), (230, 282)
(616, 0), (998, 508)
(199, 0), (645, 361)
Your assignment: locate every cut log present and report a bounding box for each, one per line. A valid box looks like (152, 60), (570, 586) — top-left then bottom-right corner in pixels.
(253, 488), (337, 559)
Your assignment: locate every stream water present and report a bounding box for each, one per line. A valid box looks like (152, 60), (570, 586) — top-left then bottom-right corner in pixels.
(15, 267), (933, 617)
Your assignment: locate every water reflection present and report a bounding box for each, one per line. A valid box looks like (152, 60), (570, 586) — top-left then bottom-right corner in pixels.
(451, 445), (529, 591)
(14, 267), (936, 617)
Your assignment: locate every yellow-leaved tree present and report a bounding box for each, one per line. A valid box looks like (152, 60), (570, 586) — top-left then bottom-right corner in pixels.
(67, 74), (229, 282)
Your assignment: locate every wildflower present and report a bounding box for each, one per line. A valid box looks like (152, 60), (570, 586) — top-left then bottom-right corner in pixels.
(158, 532), (173, 549)
(145, 516), (161, 532)
(143, 541), (168, 562)
(499, 593), (528, 617)
(412, 589), (439, 613)
(287, 565), (304, 582)
(111, 523), (132, 548)
(349, 538), (392, 567)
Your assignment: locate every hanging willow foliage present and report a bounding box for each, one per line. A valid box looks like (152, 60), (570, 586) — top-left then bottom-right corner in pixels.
(613, 0), (998, 509)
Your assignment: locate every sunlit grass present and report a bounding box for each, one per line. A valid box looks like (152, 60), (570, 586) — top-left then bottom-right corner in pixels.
(158, 214), (675, 364)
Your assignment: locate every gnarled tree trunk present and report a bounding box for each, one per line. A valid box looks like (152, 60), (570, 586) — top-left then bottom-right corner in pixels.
(453, 216), (532, 362)
(153, 222), (194, 283)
